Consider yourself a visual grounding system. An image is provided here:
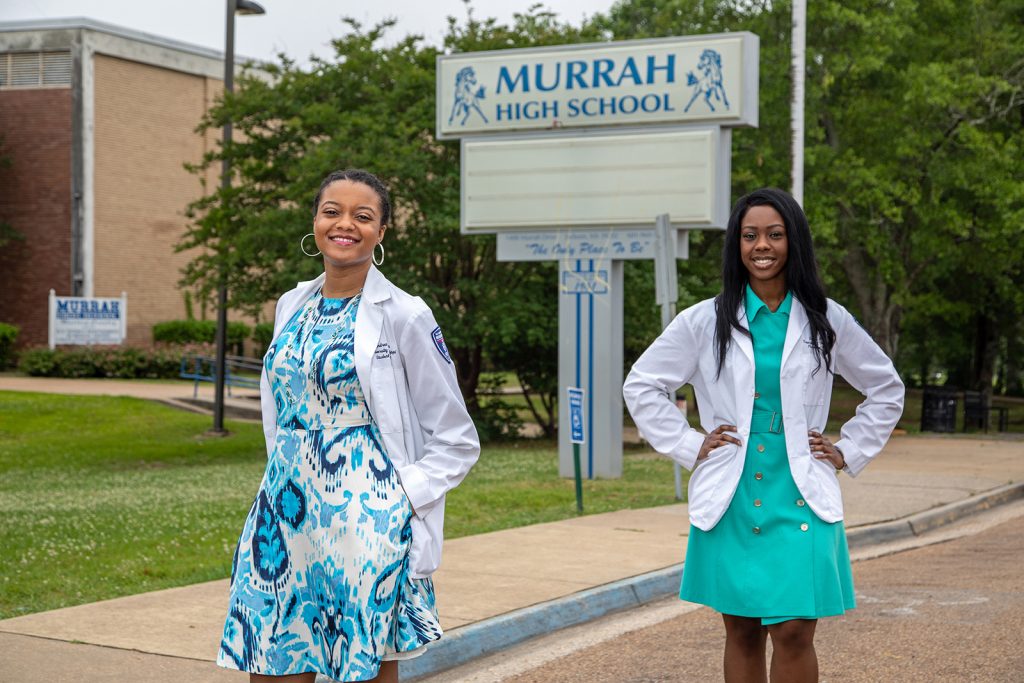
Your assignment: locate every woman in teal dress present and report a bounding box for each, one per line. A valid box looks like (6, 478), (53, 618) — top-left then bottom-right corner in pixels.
(624, 188), (904, 682)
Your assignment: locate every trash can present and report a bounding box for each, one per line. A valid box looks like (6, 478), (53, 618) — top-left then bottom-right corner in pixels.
(921, 386), (957, 432)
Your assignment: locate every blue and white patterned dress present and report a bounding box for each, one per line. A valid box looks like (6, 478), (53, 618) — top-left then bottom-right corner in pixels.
(218, 291), (442, 681)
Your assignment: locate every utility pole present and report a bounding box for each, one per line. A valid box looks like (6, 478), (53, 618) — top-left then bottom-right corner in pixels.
(212, 0), (265, 434)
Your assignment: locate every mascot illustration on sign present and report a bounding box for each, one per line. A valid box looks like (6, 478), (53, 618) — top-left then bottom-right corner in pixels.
(448, 66), (489, 125)
(684, 49), (730, 113)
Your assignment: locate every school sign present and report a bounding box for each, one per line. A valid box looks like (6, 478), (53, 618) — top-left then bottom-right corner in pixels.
(437, 33), (758, 139)
(48, 289), (127, 348)
(437, 33), (759, 480)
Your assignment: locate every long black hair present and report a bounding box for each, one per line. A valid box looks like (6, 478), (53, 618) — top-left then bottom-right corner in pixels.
(714, 187), (835, 378)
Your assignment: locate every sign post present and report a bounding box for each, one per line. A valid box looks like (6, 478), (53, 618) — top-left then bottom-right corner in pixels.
(567, 386), (586, 512)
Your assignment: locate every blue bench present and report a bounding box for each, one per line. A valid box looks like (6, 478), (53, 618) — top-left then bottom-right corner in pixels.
(179, 354), (262, 398)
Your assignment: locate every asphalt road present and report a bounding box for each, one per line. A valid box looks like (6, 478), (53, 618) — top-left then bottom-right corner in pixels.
(432, 513), (1024, 683)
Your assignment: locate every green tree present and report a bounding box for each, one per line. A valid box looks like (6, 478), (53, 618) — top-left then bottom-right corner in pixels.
(803, 0), (1024, 368)
(180, 8), (602, 431)
(597, 0), (1024, 396)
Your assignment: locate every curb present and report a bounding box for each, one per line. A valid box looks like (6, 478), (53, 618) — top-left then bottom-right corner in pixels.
(396, 563), (684, 681)
(392, 481), (1024, 682)
(846, 480), (1024, 549)
(152, 396), (263, 422)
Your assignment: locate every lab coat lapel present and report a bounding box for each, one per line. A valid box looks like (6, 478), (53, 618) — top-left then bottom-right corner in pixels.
(781, 298), (810, 372)
(354, 266), (391, 406)
(731, 303), (755, 365)
(731, 303), (755, 430)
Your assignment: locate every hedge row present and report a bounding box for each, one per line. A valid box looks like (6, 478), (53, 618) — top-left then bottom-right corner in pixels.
(152, 320), (251, 345)
(17, 344), (213, 379)
(152, 320), (275, 356)
(0, 323), (18, 369)
(252, 323), (273, 354)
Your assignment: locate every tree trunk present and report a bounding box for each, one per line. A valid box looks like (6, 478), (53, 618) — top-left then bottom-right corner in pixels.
(1005, 320), (1024, 396)
(840, 245), (902, 358)
(452, 344), (483, 412)
(972, 314), (998, 397)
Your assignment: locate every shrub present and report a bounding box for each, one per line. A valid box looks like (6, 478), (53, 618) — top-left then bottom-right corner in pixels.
(0, 323), (18, 368)
(153, 320), (217, 345)
(252, 323), (274, 357)
(471, 374), (525, 442)
(152, 320), (250, 355)
(17, 344), (213, 379)
(17, 347), (57, 376)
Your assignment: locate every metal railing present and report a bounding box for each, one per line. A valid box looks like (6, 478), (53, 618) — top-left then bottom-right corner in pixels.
(179, 354), (261, 398)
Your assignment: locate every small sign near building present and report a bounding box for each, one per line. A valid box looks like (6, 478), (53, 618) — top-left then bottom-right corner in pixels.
(48, 289), (127, 348)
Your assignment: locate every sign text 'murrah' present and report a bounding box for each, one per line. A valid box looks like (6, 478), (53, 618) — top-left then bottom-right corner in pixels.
(436, 33), (758, 139)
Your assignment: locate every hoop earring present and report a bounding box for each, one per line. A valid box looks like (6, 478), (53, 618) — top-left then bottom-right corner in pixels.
(372, 241), (385, 266)
(300, 233), (320, 257)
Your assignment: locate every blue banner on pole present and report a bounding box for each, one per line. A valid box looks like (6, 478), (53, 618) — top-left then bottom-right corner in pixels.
(568, 386), (586, 444)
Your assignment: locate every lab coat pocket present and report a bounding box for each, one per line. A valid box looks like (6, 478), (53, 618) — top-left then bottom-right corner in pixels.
(371, 365), (403, 434)
(689, 442), (738, 503)
(805, 455), (844, 522)
(408, 507), (442, 578)
(803, 402), (827, 433)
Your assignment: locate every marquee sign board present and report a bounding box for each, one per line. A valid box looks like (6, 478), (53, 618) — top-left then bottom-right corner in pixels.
(437, 32), (758, 139)
(462, 127), (730, 234)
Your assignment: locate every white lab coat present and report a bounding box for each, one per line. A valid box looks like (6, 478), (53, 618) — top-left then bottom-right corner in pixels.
(259, 266), (480, 578)
(623, 296), (904, 531)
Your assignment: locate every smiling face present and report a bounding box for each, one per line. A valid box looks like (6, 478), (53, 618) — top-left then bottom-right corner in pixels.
(312, 180), (386, 271)
(739, 204), (788, 287)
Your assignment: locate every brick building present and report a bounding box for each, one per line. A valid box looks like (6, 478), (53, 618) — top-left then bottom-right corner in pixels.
(0, 18), (243, 348)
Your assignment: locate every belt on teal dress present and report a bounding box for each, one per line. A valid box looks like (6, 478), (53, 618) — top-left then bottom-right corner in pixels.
(749, 409), (783, 434)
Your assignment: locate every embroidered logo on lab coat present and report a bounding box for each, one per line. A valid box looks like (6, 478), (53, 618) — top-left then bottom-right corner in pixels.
(431, 326), (452, 364)
(374, 341), (396, 360)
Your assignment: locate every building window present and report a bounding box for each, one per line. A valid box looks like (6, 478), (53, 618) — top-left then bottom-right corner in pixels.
(0, 51), (72, 88)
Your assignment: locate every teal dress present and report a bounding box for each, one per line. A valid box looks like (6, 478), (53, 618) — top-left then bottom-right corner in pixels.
(679, 286), (855, 624)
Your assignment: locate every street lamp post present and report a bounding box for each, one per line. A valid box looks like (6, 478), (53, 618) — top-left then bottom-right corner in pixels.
(791, 0), (806, 206)
(212, 0), (265, 435)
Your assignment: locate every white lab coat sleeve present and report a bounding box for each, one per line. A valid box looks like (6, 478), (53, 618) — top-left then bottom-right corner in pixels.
(393, 307), (480, 518)
(832, 305), (905, 477)
(623, 311), (706, 471)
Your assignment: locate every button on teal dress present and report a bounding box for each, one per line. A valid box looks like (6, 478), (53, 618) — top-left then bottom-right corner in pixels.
(679, 286), (855, 624)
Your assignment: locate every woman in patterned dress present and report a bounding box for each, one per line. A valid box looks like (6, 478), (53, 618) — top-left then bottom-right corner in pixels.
(624, 188), (904, 682)
(218, 169), (480, 682)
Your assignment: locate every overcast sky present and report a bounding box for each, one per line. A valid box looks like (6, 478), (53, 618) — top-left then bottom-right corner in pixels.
(1, 0), (617, 64)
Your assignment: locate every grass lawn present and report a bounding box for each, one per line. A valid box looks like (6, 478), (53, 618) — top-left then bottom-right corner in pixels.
(0, 391), (682, 619)
(3, 381), (1021, 620)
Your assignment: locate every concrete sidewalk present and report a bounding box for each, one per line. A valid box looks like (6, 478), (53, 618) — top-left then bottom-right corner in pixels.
(1, 379), (1024, 681)
(0, 375), (262, 420)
